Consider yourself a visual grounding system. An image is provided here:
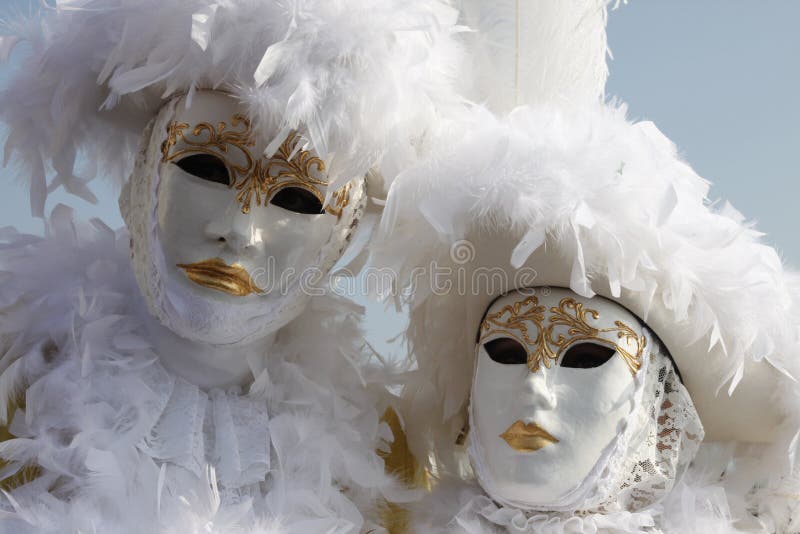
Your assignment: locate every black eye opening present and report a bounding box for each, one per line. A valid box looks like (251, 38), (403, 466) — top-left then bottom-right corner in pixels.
(269, 187), (325, 215)
(560, 343), (616, 369)
(483, 337), (527, 365)
(175, 154), (230, 186)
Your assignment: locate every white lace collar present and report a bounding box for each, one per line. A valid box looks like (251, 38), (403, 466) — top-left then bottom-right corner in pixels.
(137, 362), (270, 490)
(409, 478), (659, 534)
(413, 475), (756, 534)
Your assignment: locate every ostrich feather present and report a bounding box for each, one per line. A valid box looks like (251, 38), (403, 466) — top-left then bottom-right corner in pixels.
(0, 36), (21, 63)
(457, 0), (611, 112)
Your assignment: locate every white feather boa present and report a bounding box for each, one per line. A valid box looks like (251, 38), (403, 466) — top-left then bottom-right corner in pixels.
(0, 206), (403, 533)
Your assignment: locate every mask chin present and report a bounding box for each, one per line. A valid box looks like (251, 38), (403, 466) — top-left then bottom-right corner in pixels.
(157, 263), (313, 345)
(120, 92), (367, 346)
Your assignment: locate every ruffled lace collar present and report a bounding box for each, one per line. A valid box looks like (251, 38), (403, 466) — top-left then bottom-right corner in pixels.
(413, 480), (660, 534)
(137, 362), (270, 490)
(458, 491), (659, 534)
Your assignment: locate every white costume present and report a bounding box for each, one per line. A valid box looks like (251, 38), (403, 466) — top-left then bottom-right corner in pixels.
(370, 2), (800, 532)
(0, 1), (462, 532)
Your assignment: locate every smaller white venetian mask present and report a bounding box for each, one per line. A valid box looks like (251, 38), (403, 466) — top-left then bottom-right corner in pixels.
(469, 287), (646, 509)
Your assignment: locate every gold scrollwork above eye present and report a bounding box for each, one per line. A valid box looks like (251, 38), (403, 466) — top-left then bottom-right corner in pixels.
(161, 114), (255, 177)
(479, 296), (645, 375)
(234, 131), (328, 214)
(161, 116), (352, 216)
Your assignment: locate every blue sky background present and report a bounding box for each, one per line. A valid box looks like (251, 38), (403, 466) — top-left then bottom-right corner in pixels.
(605, 1), (799, 266)
(1, 1), (798, 352)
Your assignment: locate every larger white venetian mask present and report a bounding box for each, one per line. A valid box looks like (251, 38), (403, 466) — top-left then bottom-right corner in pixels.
(469, 287), (703, 513)
(120, 91), (366, 345)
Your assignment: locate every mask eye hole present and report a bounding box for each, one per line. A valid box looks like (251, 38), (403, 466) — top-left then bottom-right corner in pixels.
(174, 154), (231, 186)
(483, 337), (527, 365)
(269, 187), (324, 215)
(560, 343), (615, 369)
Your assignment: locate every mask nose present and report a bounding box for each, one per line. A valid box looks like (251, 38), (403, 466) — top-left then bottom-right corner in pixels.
(523, 364), (558, 411)
(205, 203), (264, 254)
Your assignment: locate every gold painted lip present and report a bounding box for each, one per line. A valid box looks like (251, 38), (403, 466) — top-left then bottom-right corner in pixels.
(176, 258), (263, 297)
(499, 420), (559, 453)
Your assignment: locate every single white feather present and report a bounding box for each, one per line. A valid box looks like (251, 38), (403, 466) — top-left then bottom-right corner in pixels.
(0, 36), (21, 63)
(191, 4), (219, 51)
(456, 0), (611, 112)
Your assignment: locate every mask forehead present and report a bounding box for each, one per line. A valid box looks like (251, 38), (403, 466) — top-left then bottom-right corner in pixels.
(478, 288), (646, 375)
(171, 92), (244, 137)
(164, 92), (252, 173)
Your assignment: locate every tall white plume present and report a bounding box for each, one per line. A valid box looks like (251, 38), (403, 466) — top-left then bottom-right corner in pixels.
(457, 0), (611, 111)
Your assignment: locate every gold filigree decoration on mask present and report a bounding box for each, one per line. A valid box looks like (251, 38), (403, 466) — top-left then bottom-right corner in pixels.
(238, 130), (328, 215)
(161, 114), (256, 177)
(161, 116), (352, 216)
(326, 182), (353, 219)
(479, 296), (645, 375)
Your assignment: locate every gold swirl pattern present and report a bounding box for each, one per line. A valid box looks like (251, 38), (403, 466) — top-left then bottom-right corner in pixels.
(325, 182), (353, 219)
(479, 296), (645, 375)
(161, 116), (350, 217)
(162, 115), (256, 177)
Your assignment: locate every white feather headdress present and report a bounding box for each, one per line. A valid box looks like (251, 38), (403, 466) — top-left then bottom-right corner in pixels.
(375, 101), (800, 447)
(0, 0), (464, 217)
(369, 2), (800, 527)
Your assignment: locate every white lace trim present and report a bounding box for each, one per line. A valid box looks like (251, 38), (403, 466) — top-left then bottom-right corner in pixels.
(138, 371), (270, 489)
(461, 494), (658, 534)
(411, 474), (771, 534)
